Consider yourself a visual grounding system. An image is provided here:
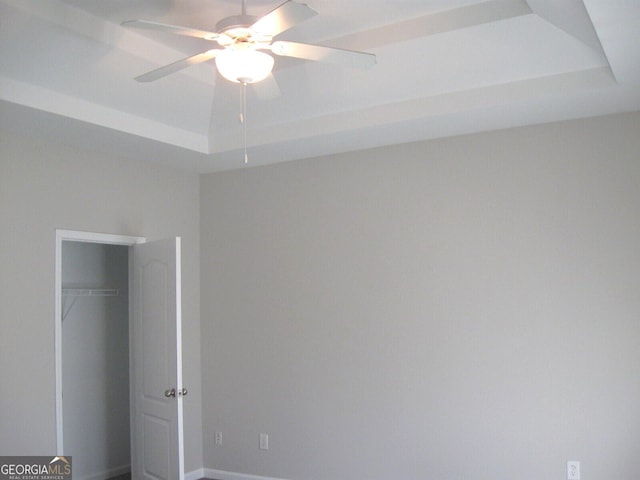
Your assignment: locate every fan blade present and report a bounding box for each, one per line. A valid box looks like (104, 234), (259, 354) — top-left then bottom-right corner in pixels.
(252, 73), (282, 101)
(251, 0), (317, 37)
(271, 41), (376, 68)
(329, 0), (532, 51)
(122, 20), (218, 40)
(135, 49), (220, 82)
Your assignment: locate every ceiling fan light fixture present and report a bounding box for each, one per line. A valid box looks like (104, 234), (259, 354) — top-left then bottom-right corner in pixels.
(215, 48), (274, 84)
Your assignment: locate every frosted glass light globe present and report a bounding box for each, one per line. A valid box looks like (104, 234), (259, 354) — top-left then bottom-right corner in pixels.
(215, 48), (274, 84)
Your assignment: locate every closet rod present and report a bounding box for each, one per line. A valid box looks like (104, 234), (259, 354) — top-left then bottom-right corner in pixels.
(62, 288), (119, 297)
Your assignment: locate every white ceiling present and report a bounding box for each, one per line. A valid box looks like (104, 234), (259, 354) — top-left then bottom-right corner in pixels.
(1, 0), (638, 172)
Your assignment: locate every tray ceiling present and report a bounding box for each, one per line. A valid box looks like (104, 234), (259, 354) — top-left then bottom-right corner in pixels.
(1, 0), (638, 172)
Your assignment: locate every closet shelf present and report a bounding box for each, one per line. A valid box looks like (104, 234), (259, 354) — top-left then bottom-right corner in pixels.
(62, 288), (119, 297)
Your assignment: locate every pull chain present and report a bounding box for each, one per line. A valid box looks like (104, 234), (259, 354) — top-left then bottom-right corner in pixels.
(239, 81), (248, 164)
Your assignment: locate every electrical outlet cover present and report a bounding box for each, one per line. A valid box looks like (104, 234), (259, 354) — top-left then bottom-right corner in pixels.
(567, 461), (580, 480)
(259, 433), (269, 450)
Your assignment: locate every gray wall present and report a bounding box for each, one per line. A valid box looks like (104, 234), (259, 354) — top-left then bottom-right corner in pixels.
(200, 112), (640, 480)
(62, 242), (130, 479)
(2, 111), (639, 480)
(0, 129), (203, 472)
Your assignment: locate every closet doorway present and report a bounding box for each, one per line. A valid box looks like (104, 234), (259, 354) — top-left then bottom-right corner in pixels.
(61, 240), (131, 480)
(54, 230), (186, 480)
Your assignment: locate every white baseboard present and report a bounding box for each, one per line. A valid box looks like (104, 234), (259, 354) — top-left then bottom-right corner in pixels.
(79, 464), (130, 480)
(200, 468), (291, 480)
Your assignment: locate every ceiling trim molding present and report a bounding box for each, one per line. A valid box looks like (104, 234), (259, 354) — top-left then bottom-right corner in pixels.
(0, 76), (209, 152)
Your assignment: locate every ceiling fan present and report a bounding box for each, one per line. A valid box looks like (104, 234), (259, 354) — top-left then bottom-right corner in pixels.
(122, 0), (377, 84)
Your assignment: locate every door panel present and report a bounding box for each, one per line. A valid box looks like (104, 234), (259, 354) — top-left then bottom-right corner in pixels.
(141, 260), (170, 403)
(131, 238), (184, 480)
(143, 414), (171, 480)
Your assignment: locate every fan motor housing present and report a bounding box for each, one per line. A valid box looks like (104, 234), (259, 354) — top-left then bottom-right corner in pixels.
(215, 14), (257, 34)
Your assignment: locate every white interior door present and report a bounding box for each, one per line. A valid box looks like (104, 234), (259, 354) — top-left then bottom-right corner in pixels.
(130, 237), (184, 480)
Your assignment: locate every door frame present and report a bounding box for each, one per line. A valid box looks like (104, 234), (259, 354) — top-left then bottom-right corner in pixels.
(54, 229), (145, 455)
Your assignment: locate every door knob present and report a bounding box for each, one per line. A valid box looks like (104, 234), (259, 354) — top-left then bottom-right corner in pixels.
(164, 388), (176, 398)
(179, 388), (188, 397)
